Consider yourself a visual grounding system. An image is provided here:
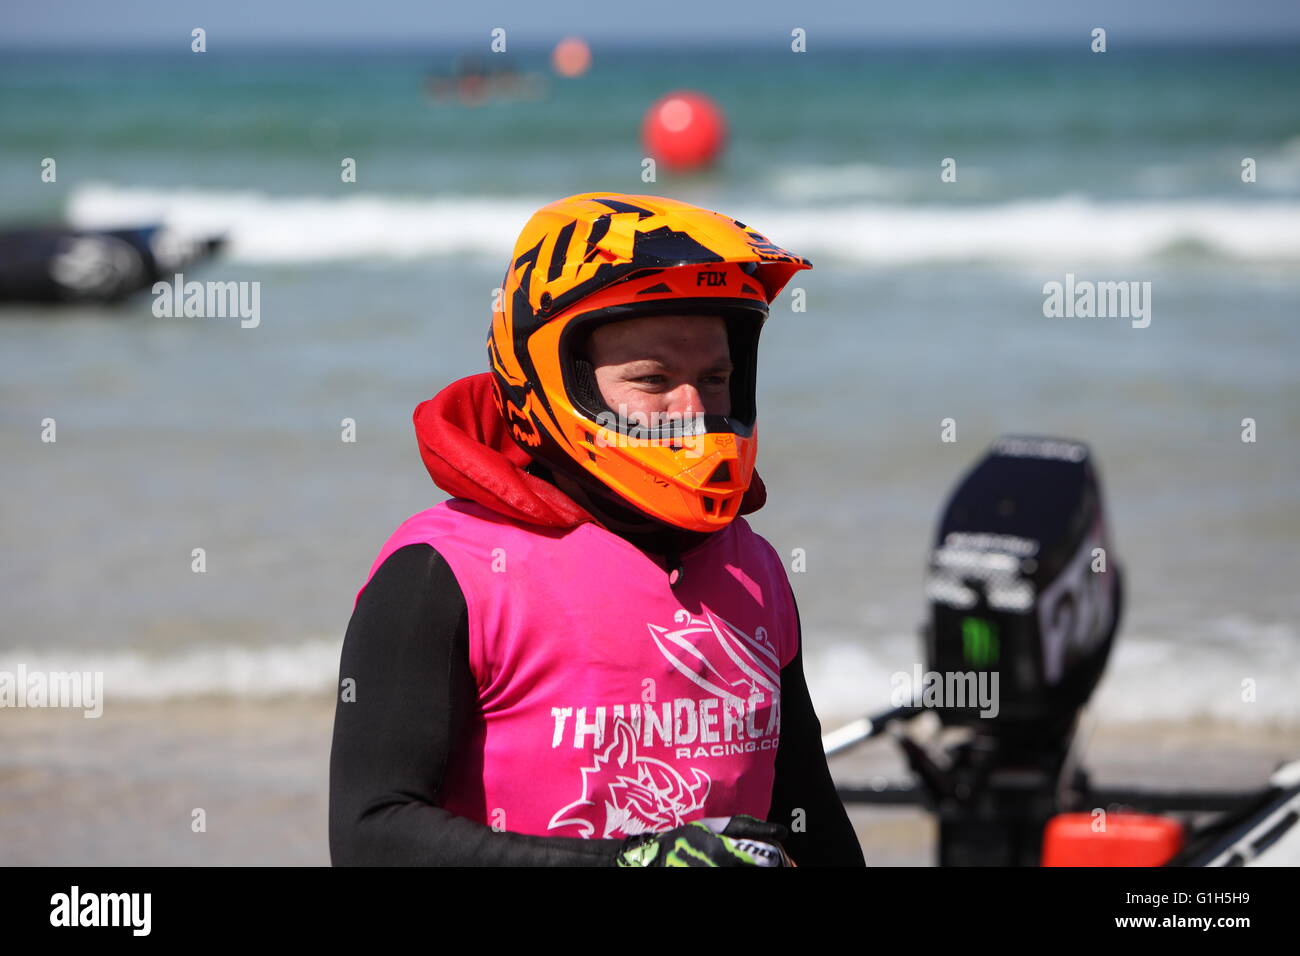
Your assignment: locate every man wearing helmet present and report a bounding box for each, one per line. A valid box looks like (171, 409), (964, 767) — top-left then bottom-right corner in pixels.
(330, 193), (865, 866)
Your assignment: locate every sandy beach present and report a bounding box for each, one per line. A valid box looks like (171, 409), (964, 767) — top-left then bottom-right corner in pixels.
(2, 697), (1295, 866)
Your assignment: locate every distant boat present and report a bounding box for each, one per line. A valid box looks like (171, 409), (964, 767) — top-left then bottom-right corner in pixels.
(0, 225), (224, 306)
(424, 55), (546, 107)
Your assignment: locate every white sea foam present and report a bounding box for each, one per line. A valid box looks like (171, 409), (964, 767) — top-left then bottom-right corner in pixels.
(67, 185), (539, 264)
(0, 639), (340, 701)
(65, 184), (1300, 266)
(2, 617), (1295, 729)
(805, 616), (1300, 730)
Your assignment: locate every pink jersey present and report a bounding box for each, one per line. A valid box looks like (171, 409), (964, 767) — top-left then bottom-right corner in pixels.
(361, 498), (799, 840)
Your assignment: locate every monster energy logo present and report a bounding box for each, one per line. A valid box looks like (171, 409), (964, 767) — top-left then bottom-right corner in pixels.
(961, 617), (1000, 668)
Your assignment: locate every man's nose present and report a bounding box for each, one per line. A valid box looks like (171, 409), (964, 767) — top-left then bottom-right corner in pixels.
(665, 383), (704, 416)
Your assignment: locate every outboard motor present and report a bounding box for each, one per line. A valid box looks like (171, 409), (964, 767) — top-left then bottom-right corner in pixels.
(913, 435), (1124, 865)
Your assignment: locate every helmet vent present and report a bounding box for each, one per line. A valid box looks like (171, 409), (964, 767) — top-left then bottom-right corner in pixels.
(707, 462), (732, 484)
(571, 355), (608, 416)
(637, 283), (673, 295)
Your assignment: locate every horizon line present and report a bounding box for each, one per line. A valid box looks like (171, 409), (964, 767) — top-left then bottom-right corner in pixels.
(4, 36), (1300, 52)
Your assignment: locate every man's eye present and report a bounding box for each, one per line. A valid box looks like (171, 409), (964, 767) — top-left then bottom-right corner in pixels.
(633, 375), (666, 386)
(702, 375), (730, 387)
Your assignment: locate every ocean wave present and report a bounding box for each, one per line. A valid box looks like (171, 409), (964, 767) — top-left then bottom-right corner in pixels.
(804, 618), (1300, 730)
(0, 639), (340, 702)
(64, 183), (1300, 266)
(2, 622), (1297, 727)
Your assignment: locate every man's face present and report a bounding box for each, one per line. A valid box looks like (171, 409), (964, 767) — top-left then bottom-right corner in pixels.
(586, 313), (732, 420)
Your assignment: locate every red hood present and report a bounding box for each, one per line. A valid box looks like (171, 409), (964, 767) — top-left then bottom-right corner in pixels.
(413, 373), (767, 529)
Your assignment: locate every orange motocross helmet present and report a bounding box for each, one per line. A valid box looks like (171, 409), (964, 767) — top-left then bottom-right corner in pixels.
(488, 192), (811, 533)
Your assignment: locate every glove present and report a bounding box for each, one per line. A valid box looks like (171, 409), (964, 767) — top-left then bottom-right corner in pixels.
(615, 814), (793, 867)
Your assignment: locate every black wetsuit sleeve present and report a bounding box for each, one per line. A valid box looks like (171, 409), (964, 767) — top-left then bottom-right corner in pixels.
(328, 543), (625, 866)
(767, 599), (868, 866)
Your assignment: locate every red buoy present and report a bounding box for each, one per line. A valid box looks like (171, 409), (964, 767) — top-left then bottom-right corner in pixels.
(642, 91), (726, 173)
(552, 37), (591, 78)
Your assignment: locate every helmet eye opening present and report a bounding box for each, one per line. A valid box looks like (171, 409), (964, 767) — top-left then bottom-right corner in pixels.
(556, 300), (763, 439)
